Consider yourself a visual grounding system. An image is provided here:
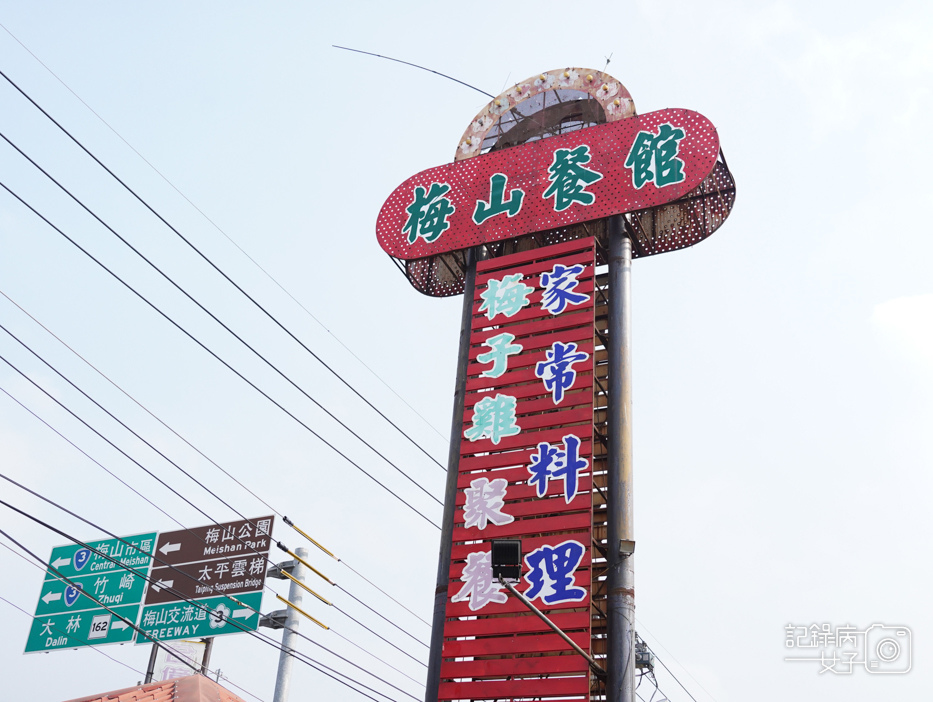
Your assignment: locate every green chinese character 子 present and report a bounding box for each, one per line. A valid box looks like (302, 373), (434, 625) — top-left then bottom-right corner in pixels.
(477, 332), (523, 379)
(624, 123), (686, 189)
(542, 144), (603, 212)
(472, 173), (525, 225)
(402, 182), (456, 244)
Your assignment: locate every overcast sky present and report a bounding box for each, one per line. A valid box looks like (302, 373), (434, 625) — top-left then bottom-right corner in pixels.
(0, 1), (930, 701)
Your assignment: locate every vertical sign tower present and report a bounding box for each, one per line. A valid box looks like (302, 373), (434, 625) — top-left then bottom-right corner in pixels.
(376, 69), (736, 702)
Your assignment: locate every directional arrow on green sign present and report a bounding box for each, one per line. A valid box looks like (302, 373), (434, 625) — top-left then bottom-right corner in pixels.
(135, 591), (263, 644)
(25, 604), (140, 653)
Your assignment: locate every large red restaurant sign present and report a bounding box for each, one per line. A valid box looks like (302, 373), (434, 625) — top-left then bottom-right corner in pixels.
(440, 238), (597, 701)
(377, 108), (719, 261)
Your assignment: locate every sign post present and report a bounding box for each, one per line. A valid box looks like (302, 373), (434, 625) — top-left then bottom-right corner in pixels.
(607, 217), (636, 702)
(376, 66), (737, 702)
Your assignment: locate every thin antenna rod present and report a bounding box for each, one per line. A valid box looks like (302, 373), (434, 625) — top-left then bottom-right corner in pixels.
(333, 45), (495, 99)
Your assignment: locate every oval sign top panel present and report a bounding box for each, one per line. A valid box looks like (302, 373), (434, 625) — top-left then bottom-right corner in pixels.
(377, 108), (720, 261)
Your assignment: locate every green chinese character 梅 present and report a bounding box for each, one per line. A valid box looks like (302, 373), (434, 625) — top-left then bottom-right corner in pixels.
(402, 182), (456, 244)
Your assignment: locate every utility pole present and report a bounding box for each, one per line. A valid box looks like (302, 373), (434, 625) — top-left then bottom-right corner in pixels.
(267, 547), (308, 702)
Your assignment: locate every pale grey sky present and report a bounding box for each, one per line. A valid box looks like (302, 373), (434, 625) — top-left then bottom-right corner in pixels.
(0, 1), (930, 700)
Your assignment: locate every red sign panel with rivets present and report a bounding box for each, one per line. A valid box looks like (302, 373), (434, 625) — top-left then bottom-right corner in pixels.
(377, 109), (719, 260)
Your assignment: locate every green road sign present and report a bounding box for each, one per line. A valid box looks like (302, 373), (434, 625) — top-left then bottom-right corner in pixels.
(43, 532), (157, 580)
(26, 532), (157, 652)
(136, 591), (263, 644)
(25, 604), (140, 653)
(35, 568), (149, 617)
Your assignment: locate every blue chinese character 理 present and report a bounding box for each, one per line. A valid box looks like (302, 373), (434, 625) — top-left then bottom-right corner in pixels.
(524, 540), (587, 605)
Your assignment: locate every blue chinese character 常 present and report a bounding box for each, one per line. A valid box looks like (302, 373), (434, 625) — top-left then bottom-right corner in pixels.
(535, 341), (588, 404)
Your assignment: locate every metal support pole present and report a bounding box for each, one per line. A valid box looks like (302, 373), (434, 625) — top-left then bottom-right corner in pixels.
(607, 216), (635, 702)
(200, 637), (214, 674)
(144, 642), (159, 683)
(425, 247), (485, 702)
(272, 547), (308, 702)
(499, 577), (605, 677)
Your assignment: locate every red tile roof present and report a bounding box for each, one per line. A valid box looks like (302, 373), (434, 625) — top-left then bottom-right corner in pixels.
(63, 673), (248, 702)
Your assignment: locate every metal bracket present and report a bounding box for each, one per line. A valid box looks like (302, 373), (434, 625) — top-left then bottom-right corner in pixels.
(499, 576), (606, 678)
(259, 609), (288, 630)
(266, 559), (297, 580)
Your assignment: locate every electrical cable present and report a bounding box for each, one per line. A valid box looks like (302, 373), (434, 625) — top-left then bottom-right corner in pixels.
(0, 382), (430, 672)
(332, 45), (495, 99)
(0, 317), (265, 534)
(0, 128), (442, 507)
(0, 469), (424, 689)
(0, 509), (414, 702)
(0, 315), (434, 653)
(0, 21), (448, 446)
(643, 641), (700, 702)
(0, 534), (269, 702)
(0, 367), (429, 663)
(0, 287), (431, 630)
(0, 288), (279, 517)
(0, 66), (448, 474)
(0, 385), (190, 533)
(0, 177), (440, 529)
(637, 620), (716, 702)
(0, 589), (147, 679)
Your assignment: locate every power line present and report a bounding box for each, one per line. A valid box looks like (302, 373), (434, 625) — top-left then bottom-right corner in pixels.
(0, 286), (431, 630)
(333, 45), (495, 99)
(0, 20), (448, 446)
(637, 620), (717, 702)
(0, 506), (414, 702)
(0, 588), (146, 679)
(3, 288), (278, 516)
(643, 641), (701, 702)
(0, 385), (190, 532)
(0, 128), (441, 508)
(0, 317), (263, 533)
(0, 66), (447, 474)
(0, 532), (270, 702)
(0, 323), (432, 653)
(0, 365), (429, 661)
(0, 469), (424, 691)
(0, 177), (440, 529)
